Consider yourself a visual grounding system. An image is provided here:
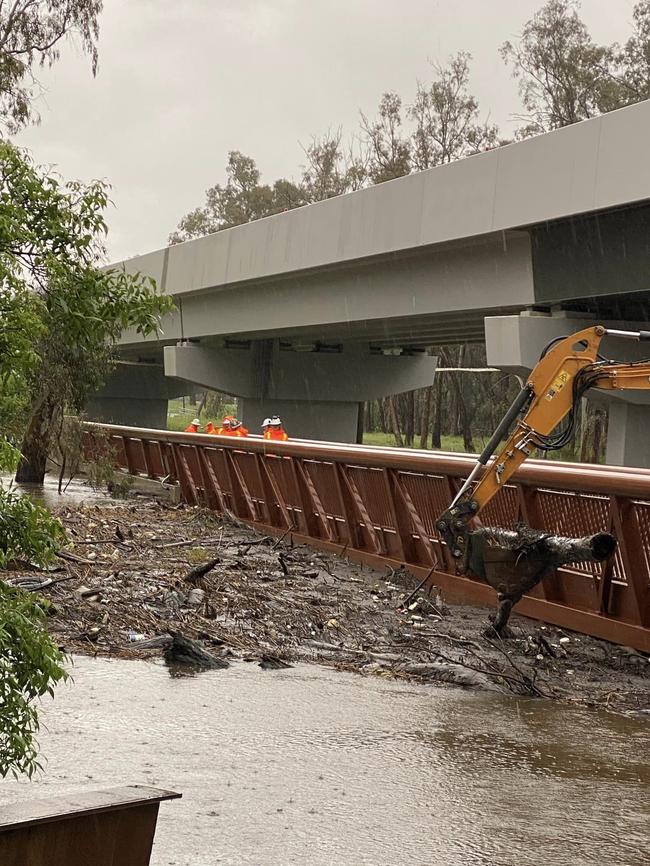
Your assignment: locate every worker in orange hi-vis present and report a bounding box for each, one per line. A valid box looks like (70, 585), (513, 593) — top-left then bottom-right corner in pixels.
(215, 416), (233, 435)
(263, 415), (288, 441)
(204, 421), (216, 435)
(185, 418), (201, 433)
(228, 418), (249, 437)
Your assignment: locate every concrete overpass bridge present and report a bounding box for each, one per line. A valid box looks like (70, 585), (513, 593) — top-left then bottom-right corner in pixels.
(94, 100), (650, 461)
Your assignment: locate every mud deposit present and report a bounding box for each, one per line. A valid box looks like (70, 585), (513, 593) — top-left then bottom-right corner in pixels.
(0, 656), (649, 866)
(15, 499), (648, 714)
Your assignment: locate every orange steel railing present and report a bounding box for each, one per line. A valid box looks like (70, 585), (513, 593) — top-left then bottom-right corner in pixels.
(85, 423), (650, 652)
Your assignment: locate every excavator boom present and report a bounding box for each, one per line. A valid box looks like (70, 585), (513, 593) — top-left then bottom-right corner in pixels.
(436, 325), (650, 633)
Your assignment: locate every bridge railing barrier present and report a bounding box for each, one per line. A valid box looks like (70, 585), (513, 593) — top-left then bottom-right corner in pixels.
(84, 423), (650, 652)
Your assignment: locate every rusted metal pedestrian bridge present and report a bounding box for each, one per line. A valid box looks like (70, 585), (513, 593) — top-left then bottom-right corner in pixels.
(86, 423), (650, 653)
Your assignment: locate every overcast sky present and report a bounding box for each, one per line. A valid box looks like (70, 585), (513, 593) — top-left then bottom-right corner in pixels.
(13, 0), (636, 262)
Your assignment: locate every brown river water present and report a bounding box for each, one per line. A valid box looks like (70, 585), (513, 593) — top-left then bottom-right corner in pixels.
(0, 656), (648, 866)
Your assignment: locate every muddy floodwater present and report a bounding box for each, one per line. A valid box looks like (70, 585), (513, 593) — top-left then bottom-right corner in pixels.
(0, 657), (648, 866)
(0, 473), (112, 508)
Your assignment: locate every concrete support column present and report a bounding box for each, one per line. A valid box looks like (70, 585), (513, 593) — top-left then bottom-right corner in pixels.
(163, 341), (437, 443)
(485, 312), (650, 468)
(86, 363), (187, 430)
(239, 399), (360, 442)
(605, 403), (650, 467)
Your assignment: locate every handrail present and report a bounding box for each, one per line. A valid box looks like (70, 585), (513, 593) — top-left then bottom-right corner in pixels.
(87, 422), (650, 496)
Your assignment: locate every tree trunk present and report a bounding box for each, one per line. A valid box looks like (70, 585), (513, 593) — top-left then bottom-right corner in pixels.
(379, 398), (389, 434)
(15, 394), (58, 484)
(461, 403), (475, 453)
(473, 525), (616, 635)
(591, 407), (607, 464)
(388, 396), (403, 447)
(579, 403), (607, 464)
(419, 385), (433, 449)
(440, 346), (475, 452)
(404, 391), (415, 447)
(432, 377), (443, 449)
(356, 402), (364, 444)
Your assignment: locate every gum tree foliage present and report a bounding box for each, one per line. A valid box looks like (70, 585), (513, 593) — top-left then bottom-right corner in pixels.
(169, 150), (306, 243)
(0, 439), (67, 779)
(614, 1), (650, 103)
(0, 142), (170, 776)
(0, 142), (174, 482)
(360, 92), (411, 183)
(301, 129), (368, 200)
(0, 0), (103, 132)
(409, 52), (500, 168)
(0, 578), (68, 778)
(500, 0), (620, 135)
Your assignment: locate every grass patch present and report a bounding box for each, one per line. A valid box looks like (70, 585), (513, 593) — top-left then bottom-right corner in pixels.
(362, 431), (488, 453)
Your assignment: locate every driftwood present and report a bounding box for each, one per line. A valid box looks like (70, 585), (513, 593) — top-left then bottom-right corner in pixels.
(470, 524), (616, 635)
(164, 632), (229, 670)
(258, 653), (293, 670)
(184, 558), (220, 585)
(401, 660), (497, 690)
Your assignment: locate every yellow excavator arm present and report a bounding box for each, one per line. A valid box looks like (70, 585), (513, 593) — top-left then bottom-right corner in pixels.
(469, 326), (650, 516)
(436, 325), (650, 625)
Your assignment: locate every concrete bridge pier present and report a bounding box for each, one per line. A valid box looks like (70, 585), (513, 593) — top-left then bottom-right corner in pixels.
(485, 312), (650, 468)
(86, 362), (186, 430)
(163, 340), (438, 442)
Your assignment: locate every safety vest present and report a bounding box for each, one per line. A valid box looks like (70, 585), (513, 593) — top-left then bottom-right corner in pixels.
(185, 423), (199, 433)
(264, 428), (288, 441)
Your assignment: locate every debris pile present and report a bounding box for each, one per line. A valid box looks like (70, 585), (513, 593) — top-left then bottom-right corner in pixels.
(4, 500), (649, 713)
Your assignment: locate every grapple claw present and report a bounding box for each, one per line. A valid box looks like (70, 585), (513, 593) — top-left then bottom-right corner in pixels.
(467, 524), (616, 635)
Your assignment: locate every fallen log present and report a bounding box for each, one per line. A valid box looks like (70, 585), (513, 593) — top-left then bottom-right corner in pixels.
(470, 524), (616, 635)
(164, 632), (229, 670)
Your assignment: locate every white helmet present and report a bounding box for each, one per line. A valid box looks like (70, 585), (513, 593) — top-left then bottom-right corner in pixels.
(261, 417), (272, 427)
(192, 418), (200, 426)
(270, 415), (282, 427)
